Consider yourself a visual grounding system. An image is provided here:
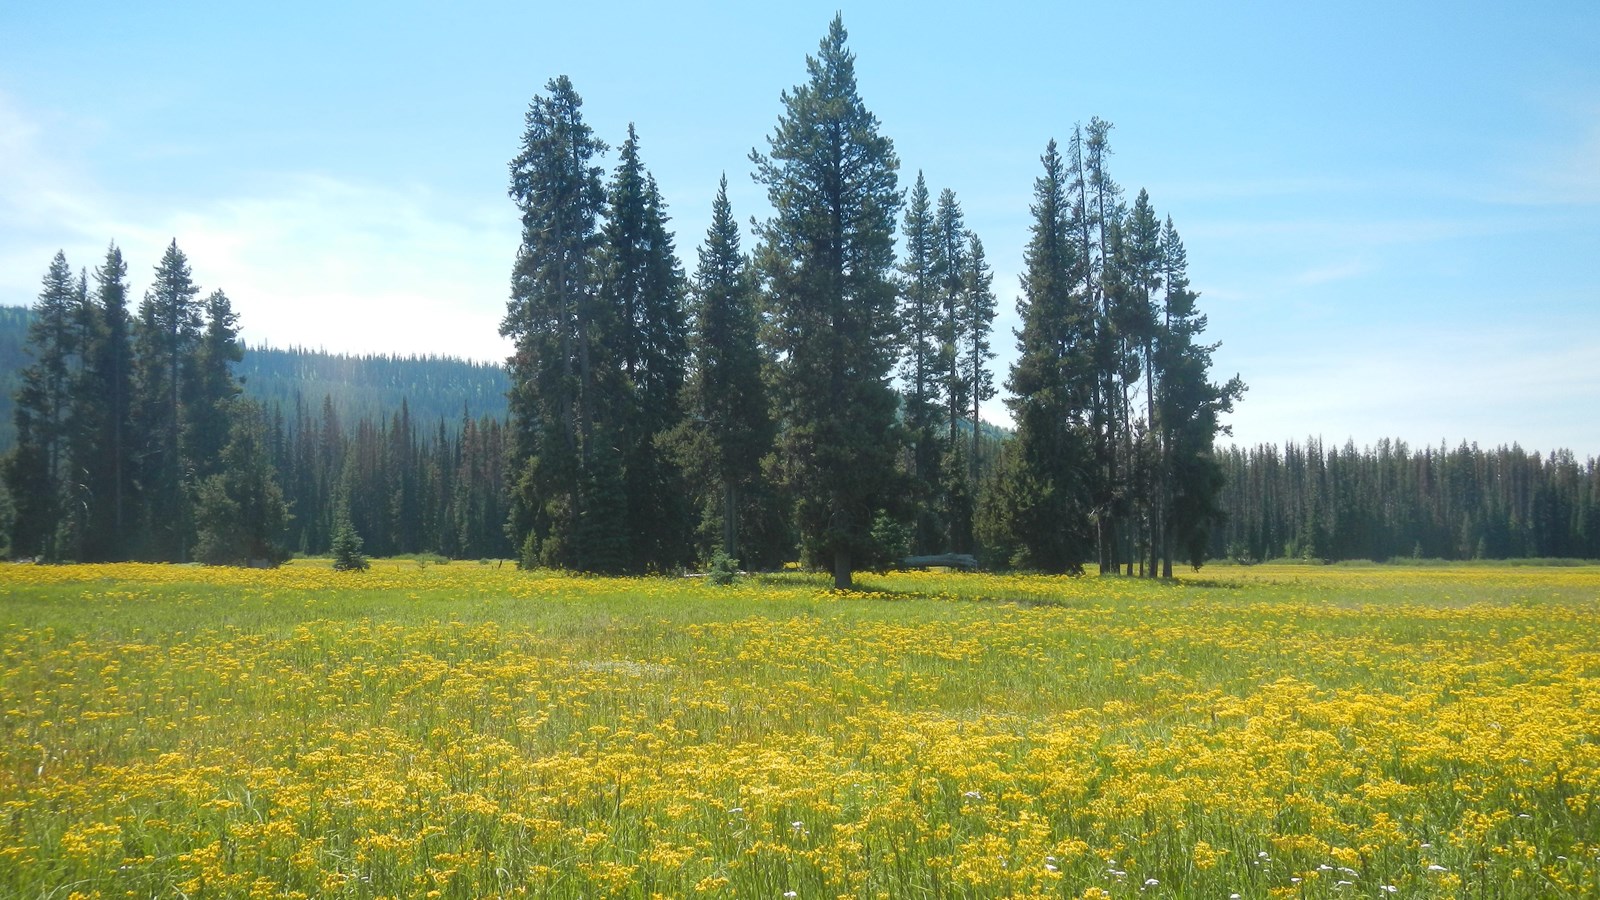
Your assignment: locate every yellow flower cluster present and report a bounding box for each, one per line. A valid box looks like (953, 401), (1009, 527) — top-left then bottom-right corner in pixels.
(1, 561), (1597, 897)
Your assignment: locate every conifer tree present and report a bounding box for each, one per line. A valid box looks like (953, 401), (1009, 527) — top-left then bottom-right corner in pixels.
(330, 499), (369, 572)
(193, 400), (289, 565)
(1001, 139), (1097, 572)
(962, 232), (997, 473)
(752, 15), (902, 589)
(185, 289), (243, 481)
(1155, 217), (1245, 573)
(600, 125), (692, 572)
(934, 188), (971, 454)
(3, 252), (79, 559)
(80, 244), (137, 560)
(502, 75), (609, 570)
(897, 173), (943, 553)
(671, 176), (773, 564)
(134, 240), (202, 560)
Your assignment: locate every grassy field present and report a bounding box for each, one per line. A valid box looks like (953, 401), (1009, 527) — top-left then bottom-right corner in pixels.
(1, 561), (1597, 898)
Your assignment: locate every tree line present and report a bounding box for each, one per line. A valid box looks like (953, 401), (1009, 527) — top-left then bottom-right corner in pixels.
(0, 311), (512, 457)
(501, 17), (1241, 586)
(1213, 439), (1600, 563)
(0, 238), (516, 563)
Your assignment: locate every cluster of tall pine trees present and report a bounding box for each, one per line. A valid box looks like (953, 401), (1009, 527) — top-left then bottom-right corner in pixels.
(5, 18), (1248, 577)
(2, 242), (286, 564)
(501, 17), (1241, 585)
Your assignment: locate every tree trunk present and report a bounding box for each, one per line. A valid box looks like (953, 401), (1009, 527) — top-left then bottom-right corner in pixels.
(833, 547), (852, 590)
(723, 479), (737, 562)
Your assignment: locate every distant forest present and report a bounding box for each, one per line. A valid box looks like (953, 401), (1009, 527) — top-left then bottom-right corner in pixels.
(0, 306), (507, 454)
(1213, 439), (1600, 563)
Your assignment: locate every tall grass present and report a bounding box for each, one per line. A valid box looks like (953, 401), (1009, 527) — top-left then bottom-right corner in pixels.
(1, 561), (1597, 897)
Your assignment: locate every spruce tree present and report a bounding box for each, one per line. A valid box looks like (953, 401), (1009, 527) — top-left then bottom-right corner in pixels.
(330, 500), (369, 572)
(1002, 139), (1097, 572)
(134, 240), (202, 560)
(671, 176), (773, 564)
(3, 252), (79, 559)
(897, 172), (943, 553)
(934, 188), (971, 455)
(1155, 217), (1245, 573)
(962, 231), (997, 473)
(600, 125), (692, 572)
(502, 75), (609, 570)
(80, 244), (137, 560)
(185, 289), (243, 481)
(752, 15), (902, 589)
(193, 400), (289, 565)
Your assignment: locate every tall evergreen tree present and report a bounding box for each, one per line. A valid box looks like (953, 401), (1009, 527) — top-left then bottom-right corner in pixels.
(134, 240), (202, 560)
(1001, 140), (1097, 572)
(1155, 217), (1245, 572)
(671, 176), (774, 564)
(185, 289), (243, 481)
(193, 399), (289, 565)
(1116, 188), (1163, 575)
(934, 188), (971, 454)
(962, 232), (997, 473)
(80, 244), (137, 560)
(3, 252), (79, 559)
(502, 75), (610, 571)
(600, 125), (692, 572)
(752, 15), (902, 589)
(897, 172), (943, 553)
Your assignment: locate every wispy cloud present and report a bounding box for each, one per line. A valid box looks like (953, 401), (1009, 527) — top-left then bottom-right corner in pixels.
(1219, 325), (1600, 455)
(0, 92), (517, 363)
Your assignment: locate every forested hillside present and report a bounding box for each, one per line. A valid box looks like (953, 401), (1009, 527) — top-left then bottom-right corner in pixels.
(0, 306), (507, 453)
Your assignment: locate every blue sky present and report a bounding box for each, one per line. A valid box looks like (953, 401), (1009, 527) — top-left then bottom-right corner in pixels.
(2, 1), (1597, 455)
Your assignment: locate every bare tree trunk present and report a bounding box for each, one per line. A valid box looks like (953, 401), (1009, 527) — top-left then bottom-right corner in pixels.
(833, 547), (852, 590)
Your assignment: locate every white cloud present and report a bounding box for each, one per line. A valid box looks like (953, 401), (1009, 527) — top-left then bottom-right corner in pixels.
(1218, 325), (1600, 455)
(0, 91), (518, 362)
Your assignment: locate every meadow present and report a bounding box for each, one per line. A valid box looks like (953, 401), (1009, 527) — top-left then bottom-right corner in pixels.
(1, 561), (1597, 899)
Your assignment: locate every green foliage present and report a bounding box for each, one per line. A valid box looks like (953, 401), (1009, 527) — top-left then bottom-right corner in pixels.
(752, 15), (902, 589)
(502, 75), (619, 575)
(705, 549), (740, 586)
(669, 177), (775, 567)
(192, 400), (289, 566)
(867, 510), (911, 574)
(330, 510), (369, 572)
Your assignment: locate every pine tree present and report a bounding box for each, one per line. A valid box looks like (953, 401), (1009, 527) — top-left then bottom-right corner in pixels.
(934, 188), (971, 455)
(185, 289), (243, 481)
(502, 75), (609, 570)
(670, 176), (774, 564)
(600, 125), (692, 572)
(1001, 139), (1097, 573)
(134, 240), (202, 560)
(330, 499), (369, 572)
(80, 244), (137, 561)
(962, 232), (997, 473)
(897, 173), (943, 553)
(1155, 217), (1245, 572)
(752, 15), (903, 589)
(3, 252), (78, 559)
(193, 399), (289, 565)
(1116, 188), (1163, 575)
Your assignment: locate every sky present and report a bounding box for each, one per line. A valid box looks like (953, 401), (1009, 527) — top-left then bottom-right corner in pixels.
(2, 1), (1597, 456)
